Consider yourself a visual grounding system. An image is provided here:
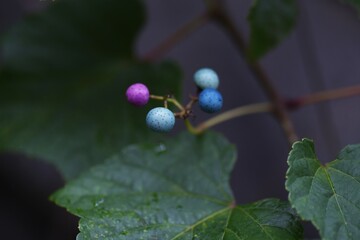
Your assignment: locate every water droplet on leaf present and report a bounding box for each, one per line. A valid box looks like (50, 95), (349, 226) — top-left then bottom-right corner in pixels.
(154, 143), (166, 153)
(95, 198), (104, 207)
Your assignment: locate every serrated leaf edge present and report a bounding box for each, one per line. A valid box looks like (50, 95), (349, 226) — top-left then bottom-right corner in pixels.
(285, 138), (356, 239)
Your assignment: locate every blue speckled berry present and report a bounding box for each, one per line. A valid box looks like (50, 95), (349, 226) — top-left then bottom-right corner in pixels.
(146, 107), (175, 133)
(199, 88), (223, 113)
(194, 68), (219, 89)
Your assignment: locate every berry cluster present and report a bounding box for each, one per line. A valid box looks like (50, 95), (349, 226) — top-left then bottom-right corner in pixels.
(126, 68), (223, 133)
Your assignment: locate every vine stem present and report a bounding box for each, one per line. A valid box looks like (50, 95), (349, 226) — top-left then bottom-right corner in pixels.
(207, 2), (299, 144)
(188, 84), (360, 134)
(143, 12), (210, 61)
(190, 103), (273, 134)
(296, 84), (360, 108)
(185, 119), (199, 135)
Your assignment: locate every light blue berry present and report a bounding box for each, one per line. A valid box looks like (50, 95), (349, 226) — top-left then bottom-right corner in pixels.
(146, 107), (175, 133)
(199, 88), (223, 113)
(194, 68), (219, 89)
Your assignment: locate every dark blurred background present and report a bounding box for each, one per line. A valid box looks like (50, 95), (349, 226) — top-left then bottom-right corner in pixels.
(1, 0), (360, 239)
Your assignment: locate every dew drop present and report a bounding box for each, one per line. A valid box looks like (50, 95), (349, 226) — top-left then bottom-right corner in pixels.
(95, 198), (104, 207)
(154, 143), (167, 153)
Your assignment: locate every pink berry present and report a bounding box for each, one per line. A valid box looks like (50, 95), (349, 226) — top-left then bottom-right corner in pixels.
(126, 83), (150, 106)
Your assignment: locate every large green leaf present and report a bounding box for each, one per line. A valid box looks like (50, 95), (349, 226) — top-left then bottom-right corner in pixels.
(0, 0), (182, 180)
(0, 62), (181, 180)
(53, 132), (303, 239)
(247, 0), (297, 60)
(286, 139), (360, 239)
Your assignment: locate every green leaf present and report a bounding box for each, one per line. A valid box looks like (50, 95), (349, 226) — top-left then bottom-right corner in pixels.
(0, 61), (182, 180)
(247, 0), (297, 59)
(53, 132), (303, 239)
(286, 139), (360, 240)
(341, 0), (360, 13)
(1, 0), (145, 80)
(0, 0), (182, 180)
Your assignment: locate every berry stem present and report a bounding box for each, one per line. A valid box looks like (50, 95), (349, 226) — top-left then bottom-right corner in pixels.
(185, 96), (198, 109)
(142, 12), (210, 61)
(184, 119), (199, 135)
(207, 2), (299, 144)
(169, 98), (184, 111)
(150, 95), (185, 111)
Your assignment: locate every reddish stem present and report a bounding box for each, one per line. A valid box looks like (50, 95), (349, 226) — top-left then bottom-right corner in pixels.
(209, 3), (298, 143)
(142, 12), (210, 61)
(286, 84), (360, 109)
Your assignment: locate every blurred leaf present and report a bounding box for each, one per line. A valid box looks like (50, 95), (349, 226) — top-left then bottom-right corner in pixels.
(247, 0), (297, 59)
(53, 132), (303, 240)
(341, 0), (360, 13)
(0, 62), (181, 180)
(286, 139), (360, 240)
(0, 0), (182, 180)
(1, 0), (144, 80)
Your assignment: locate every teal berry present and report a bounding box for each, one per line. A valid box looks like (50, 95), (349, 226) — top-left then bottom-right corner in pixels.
(198, 88), (223, 113)
(146, 107), (175, 133)
(194, 68), (219, 89)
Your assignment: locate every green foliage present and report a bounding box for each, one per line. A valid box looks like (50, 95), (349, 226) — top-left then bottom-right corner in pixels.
(0, 0), (182, 180)
(286, 139), (360, 240)
(1, 0), (144, 79)
(247, 0), (297, 59)
(342, 0), (360, 12)
(52, 132), (303, 239)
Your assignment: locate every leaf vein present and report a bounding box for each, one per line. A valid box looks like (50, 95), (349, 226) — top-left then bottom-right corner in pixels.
(170, 207), (231, 240)
(220, 208), (234, 240)
(237, 207), (274, 240)
(224, 227), (243, 240)
(324, 169), (351, 238)
(328, 167), (360, 186)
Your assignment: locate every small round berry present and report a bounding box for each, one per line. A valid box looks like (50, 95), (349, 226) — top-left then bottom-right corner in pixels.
(146, 107), (175, 133)
(194, 68), (219, 89)
(126, 83), (150, 106)
(198, 88), (223, 113)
